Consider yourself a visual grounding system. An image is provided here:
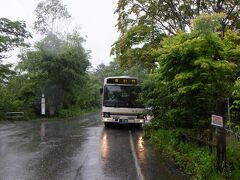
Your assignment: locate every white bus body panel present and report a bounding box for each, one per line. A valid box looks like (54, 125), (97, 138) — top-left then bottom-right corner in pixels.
(102, 106), (145, 124)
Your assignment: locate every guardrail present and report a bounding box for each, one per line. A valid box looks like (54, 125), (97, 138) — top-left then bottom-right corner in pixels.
(6, 112), (25, 120)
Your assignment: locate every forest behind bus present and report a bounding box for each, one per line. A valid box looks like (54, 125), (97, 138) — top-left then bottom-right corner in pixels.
(1, 0), (240, 179)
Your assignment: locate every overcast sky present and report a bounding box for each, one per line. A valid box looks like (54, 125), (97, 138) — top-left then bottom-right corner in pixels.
(0, 0), (119, 68)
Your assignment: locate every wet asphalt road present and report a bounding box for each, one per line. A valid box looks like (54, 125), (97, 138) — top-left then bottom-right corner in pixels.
(0, 113), (187, 180)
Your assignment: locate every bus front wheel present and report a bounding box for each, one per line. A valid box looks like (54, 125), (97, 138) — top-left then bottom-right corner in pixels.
(104, 122), (110, 128)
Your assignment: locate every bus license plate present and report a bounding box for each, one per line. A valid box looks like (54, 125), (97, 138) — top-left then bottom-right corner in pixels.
(120, 119), (128, 123)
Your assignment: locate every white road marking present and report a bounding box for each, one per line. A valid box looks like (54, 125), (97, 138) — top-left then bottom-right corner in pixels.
(129, 130), (144, 180)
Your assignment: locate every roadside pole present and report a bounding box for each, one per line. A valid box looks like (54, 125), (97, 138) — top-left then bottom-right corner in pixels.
(41, 94), (46, 116)
(212, 97), (227, 171)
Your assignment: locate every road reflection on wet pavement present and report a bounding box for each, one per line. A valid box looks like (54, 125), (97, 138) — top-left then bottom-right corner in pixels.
(0, 113), (187, 180)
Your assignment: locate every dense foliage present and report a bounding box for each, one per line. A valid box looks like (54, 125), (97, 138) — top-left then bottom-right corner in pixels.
(0, 18), (31, 59)
(0, 30), (102, 119)
(17, 31), (91, 116)
(111, 24), (164, 70)
(113, 0), (240, 70)
(116, 0), (240, 35)
(144, 125), (240, 179)
(143, 14), (239, 128)
(0, 0), (102, 120)
(34, 0), (71, 34)
(0, 17), (32, 119)
(94, 59), (148, 83)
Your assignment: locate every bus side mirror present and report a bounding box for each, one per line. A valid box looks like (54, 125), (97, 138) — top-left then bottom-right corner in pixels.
(100, 88), (103, 94)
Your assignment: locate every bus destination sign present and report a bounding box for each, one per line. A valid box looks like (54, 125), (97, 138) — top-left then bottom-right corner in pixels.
(107, 78), (137, 85)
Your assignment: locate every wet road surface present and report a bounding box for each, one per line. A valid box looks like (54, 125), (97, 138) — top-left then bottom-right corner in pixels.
(0, 113), (187, 180)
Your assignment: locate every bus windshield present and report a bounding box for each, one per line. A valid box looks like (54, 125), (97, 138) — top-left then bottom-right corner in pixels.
(103, 85), (144, 108)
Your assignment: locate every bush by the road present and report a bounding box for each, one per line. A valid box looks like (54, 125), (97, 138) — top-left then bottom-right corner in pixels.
(144, 124), (240, 180)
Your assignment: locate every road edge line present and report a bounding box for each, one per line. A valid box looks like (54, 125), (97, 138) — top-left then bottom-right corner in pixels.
(129, 130), (144, 180)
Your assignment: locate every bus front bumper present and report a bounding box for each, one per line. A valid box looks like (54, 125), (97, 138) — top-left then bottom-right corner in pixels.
(102, 117), (145, 124)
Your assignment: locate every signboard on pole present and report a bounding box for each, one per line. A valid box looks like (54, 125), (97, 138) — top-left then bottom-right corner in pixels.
(211, 114), (223, 127)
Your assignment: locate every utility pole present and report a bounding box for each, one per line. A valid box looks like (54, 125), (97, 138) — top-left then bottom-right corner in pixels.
(215, 97), (227, 171)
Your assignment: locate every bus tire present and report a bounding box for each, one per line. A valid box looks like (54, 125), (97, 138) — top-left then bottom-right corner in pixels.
(104, 122), (110, 128)
(134, 123), (142, 128)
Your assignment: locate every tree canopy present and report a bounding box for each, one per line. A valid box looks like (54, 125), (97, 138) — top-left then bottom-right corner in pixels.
(34, 0), (71, 34)
(0, 18), (31, 60)
(113, 0), (240, 70)
(142, 14), (237, 128)
(116, 0), (240, 35)
(17, 31), (90, 115)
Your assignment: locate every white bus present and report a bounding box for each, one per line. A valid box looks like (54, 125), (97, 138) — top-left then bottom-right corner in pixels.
(101, 76), (146, 127)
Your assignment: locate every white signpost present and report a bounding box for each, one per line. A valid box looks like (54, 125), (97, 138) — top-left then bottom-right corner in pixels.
(41, 94), (46, 115)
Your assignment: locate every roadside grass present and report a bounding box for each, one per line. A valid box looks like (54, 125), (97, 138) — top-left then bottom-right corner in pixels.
(0, 108), (100, 122)
(57, 107), (99, 118)
(35, 108), (100, 121)
(144, 124), (240, 180)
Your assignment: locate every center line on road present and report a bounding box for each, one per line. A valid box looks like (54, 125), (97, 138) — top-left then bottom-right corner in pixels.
(129, 130), (144, 180)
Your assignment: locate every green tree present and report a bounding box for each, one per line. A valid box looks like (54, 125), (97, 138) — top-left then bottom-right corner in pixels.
(0, 18), (31, 59)
(224, 30), (240, 124)
(34, 0), (71, 34)
(18, 31), (90, 115)
(116, 0), (240, 35)
(0, 63), (15, 84)
(111, 24), (164, 70)
(113, 0), (240, 69)
(0, 17), (31, 120)
(143, 14), (236, 128)
(76, 74), (102, 109)
(94, 59), (148, 83)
